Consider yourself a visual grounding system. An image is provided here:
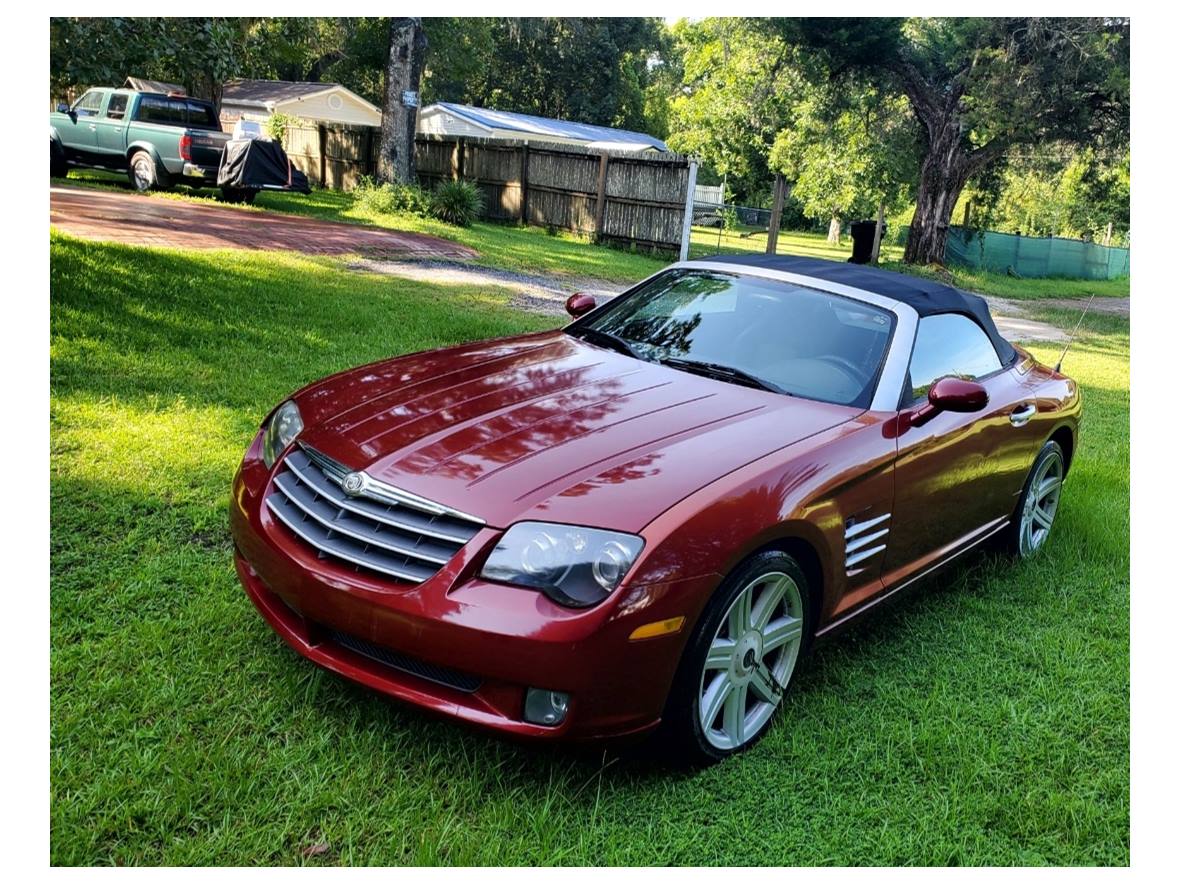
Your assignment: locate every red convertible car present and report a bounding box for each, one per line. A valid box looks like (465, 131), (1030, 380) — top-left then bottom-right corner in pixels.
(230, 255), (1080, 763)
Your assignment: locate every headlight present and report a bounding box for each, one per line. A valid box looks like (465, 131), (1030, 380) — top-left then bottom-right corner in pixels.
(261, 400), (303, 468)
(480, 521), (644, 608)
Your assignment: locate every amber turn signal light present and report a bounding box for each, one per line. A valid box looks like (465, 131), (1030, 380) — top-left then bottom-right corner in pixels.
(628, 616), (686, 641)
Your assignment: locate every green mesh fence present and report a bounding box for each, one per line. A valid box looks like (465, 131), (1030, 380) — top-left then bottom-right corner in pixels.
(945, 226), (1129, 280)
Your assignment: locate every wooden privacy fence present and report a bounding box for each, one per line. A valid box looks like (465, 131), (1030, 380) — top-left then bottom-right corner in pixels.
(416, 134), (694, 253)
(274, 121), (696, 254)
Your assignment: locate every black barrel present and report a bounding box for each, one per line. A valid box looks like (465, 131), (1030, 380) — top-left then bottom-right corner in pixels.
(849, 219), (884, 264)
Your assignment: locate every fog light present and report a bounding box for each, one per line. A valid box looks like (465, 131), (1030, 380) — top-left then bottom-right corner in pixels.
(524, 688), (570, 727)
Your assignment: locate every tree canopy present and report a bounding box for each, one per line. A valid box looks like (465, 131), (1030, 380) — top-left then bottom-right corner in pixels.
(49, 15), (1130, 262)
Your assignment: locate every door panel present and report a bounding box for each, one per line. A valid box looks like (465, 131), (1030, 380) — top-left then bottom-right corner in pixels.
(885, 367), (1028, 571)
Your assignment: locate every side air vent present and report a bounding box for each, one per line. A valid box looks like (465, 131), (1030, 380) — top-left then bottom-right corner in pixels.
(845, 512), (891, 574)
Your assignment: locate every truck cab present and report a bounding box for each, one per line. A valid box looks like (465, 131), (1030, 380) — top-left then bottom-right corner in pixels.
(51, 88), (230, 191)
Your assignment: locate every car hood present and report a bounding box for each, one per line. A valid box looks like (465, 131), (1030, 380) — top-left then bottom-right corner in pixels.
(292, 330), (862, 532)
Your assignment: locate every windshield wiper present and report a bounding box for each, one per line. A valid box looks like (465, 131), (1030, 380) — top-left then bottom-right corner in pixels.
(659, 356), (790, 395)
(569, 327), (641, 359)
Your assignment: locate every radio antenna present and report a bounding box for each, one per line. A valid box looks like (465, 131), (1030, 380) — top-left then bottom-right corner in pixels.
(1054, 292), (1098, 373)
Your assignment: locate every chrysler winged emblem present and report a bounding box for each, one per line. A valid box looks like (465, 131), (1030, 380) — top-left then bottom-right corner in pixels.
(341, 471), (367, 497)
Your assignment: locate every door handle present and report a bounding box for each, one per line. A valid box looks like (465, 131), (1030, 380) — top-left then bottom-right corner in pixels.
(1009, 403), (1036, 426)
(88, 123), (96, 131)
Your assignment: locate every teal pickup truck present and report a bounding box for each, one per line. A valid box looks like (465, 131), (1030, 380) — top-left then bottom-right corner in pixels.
(50, 86), (234, 195)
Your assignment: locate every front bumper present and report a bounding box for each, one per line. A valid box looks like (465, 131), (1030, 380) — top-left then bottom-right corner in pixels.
(229, 439), (718, 742)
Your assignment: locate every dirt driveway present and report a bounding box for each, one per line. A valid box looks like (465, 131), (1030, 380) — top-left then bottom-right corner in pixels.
(49, 186), (476, 259)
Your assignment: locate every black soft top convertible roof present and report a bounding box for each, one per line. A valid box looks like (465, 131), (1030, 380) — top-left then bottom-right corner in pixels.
(696, 253), (1016, 365)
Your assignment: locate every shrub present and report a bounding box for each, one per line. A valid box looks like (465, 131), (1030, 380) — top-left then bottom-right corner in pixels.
(353, 176), (431, 218)
(430, 180), (484, 227)
(264, 112), (296, 148)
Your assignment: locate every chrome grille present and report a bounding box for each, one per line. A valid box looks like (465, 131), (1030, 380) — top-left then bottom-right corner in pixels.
(266, 445), (483, 583)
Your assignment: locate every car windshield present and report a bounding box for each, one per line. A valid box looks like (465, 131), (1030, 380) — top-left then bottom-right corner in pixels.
(571, 269), (895, 407)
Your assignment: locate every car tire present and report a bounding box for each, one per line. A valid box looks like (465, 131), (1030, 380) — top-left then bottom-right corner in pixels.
(128, 151), (159, 192)
(50, 141), (68, 179)
(1002, 439), (1066, 558)
(659, 549), (813, 766)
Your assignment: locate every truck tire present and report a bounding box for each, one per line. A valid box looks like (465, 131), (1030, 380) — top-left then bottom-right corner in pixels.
(128, 151), (173, 192)
(128, 151), (157, 191)
(50, 141), (68, 179)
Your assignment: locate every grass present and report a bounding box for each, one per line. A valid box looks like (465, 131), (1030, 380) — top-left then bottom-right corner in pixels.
(50, 231), (1128, 865)
(56, 169), (1127, 301)
(689, 221), (904, 263)
(883, 261), (1130, 301)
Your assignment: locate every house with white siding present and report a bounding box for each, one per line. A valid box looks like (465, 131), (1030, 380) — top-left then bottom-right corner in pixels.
(219, 79), (382, 128)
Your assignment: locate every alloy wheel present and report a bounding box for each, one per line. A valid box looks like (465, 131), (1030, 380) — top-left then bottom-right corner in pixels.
(1019, 450), (1064, 555)
(697, 571), (804, 751)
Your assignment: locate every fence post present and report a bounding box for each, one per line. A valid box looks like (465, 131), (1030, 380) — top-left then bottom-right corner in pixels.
(766, 174), (787, 255)
(680, 160), (698, 262)
(457, 139), (466, 180)
(520, 143), (530, 224)
(594, 153), (610, 241)
(317, 124), (327, 188)
(364, 126), (375, 177)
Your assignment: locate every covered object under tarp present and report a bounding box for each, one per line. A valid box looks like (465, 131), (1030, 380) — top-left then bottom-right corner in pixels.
(217, 139), (310, 193)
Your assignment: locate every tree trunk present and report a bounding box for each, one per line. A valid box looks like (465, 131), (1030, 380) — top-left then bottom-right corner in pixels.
(903, 127), (976, 266)
(870, 199), (886, 265)
(827, 216), (842, 244)
(378, 18), (428, 185)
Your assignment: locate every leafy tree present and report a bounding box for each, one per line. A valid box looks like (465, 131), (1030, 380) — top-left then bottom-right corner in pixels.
(781, 17), (1130, 265)
(665, 18), (798, 205)
(50, 17), (246, 103)
(770, 87), (918, 242)
(420, 18), (665, 131)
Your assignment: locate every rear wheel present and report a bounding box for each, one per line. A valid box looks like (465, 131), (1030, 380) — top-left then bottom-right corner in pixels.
(660, 549), (811, 765)
(1003, 440), (1066, 557)
(128, 151), (163, 191)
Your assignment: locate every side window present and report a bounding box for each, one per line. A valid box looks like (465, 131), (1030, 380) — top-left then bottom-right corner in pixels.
(72, 90), (105, 117)
(105, 94), (128, 120)
(136, 96), (188, 126)
(907, 313), (1002, 402)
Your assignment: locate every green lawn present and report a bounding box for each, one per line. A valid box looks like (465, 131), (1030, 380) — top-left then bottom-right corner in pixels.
(689, 222), (905, 263)
(55, 169), (1127, 301)
(50, 231), (1128, 865)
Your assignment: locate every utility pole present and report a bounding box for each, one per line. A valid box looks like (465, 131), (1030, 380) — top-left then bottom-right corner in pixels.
(378, 18), (427, 184)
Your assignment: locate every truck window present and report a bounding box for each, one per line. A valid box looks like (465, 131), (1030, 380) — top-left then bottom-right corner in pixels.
(106, 94), (129, 120)
(72, 90), (105, 117)
(184, 100), (219, 130)
(136, 96), (188, 127)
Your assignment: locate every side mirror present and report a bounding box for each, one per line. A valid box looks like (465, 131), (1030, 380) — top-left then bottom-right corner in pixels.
(907, 377), (988, 428)
(565, 292), (597, 318)
(56, 103), (70, 114)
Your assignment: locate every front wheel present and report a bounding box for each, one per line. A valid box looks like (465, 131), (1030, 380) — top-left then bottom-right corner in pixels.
(660, 549), (811, 765)
(50, 141), (68, 178)
(1003, 440), (1066, 557)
